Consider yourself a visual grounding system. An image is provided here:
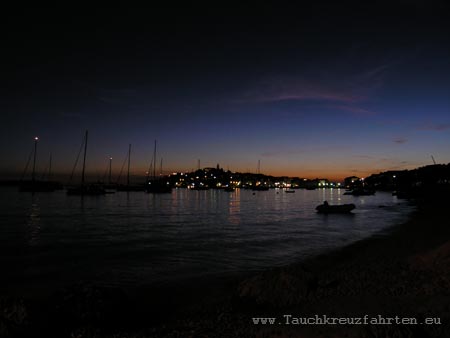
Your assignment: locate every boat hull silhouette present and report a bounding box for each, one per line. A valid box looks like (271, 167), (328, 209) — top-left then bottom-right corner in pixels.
(316, 203), (356, 214)
(146, 180), (172, 193)
(19, 180), (62, 192)
(67, 184), (106, 195)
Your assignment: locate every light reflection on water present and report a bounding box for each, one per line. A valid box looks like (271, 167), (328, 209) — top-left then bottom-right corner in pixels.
(0, 187), (414, 290)
(27, 197), (41, 246)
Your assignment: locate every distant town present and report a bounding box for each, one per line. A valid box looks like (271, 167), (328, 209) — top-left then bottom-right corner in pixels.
(3, 161), (450, 200)
(166, 164), (342, 190)
(165, 163), (450, 193)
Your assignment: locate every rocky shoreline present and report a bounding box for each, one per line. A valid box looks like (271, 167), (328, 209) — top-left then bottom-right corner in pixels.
(1, 204), (449, 337)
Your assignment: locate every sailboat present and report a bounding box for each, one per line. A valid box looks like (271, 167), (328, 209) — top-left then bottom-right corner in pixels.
(19, 137), (62, 192)
(41, 153), (63, 190)
(117, 144), (145, 191)
(66, 130), (106, 195)
(102, 156), (117, 190)
(146, 140), (172, 194)
(252, 159), (269, 191)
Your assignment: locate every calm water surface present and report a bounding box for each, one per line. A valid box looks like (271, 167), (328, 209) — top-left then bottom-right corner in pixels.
(0, 187), (414, 292)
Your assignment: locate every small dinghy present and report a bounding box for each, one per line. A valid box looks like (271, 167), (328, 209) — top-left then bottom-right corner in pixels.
(316, 201), (356, 214)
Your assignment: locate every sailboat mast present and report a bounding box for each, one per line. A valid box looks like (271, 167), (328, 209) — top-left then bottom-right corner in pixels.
(127, 144), (131, 186)
(32, 137), (38, 182)
(48, 153), (52, 181)
(160, 157), (163, 177)
(153, 140), (157, 179)
(81, 130), (88, 185)
(109, 157), (112, 184)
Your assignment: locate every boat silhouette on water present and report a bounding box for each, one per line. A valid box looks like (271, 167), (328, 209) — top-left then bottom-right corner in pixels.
(66, 130), (106, 196)
(146, 180), (172, 193)
(115, 144), (145, 192)
(19, 180), (62, 192)
(316, 201), (356, 214)
(344, 188), (375, 196)
(146, 140), (172, 194)
(19, 137), (62, 192)
(66, 183), (106, 195)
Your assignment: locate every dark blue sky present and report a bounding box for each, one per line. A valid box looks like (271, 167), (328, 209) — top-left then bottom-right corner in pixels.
(2, 2), (450, 180)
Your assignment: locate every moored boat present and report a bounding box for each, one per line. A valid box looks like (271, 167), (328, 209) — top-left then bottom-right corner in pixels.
(344, 188), (375, 196)
(145, 140), (173, 194)
(116, 184), (145, 192)
(146, 180), (172, 193)
(67, 184), (106, 195)
(67, 130), (106, 196)
(19, 180), (62, 192)
(116, 144), (146, 192)
(19, 137), (62, 192)
(316, 202), (356, 214)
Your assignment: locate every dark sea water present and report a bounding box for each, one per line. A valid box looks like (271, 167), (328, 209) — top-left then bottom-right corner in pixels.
(0, 187), (414, 295)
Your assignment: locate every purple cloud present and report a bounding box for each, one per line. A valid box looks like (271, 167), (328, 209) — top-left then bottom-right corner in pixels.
(353, 155), (376, 159)
(241, 77), (363, 104)
(261, 149), (305, 158)
(333, 105), (376, 116)
(392, 137), (407, 144)
(419, 123), (450, 131)
(240, 64), (389, 106)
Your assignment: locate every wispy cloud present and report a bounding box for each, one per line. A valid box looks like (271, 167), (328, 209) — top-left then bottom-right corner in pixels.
(260, 148), (305, 158)
(353, 155), (376, 159)
(392, 137), (407, 144)
(332, 105), (376, 116)
(376, 158), (420, 171)
(384, 161), (416, 171)
(238, 64), (389, 112)
(354, 64), (389, 88)
(418, 123), (450, 131)
(241, 77), (363, 104)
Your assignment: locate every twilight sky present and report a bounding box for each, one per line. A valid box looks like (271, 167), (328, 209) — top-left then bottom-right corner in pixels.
(2, 2), (450, 181)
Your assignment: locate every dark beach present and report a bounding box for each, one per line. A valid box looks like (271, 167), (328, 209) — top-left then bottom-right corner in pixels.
(1, 202), (449, 338)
